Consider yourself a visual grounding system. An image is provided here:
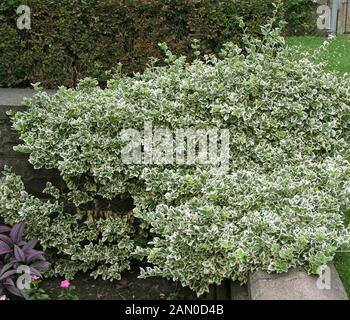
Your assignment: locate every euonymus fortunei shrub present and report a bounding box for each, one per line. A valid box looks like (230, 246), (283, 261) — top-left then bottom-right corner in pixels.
(2, 16), (350, 295)
(0, 169), (135, 280)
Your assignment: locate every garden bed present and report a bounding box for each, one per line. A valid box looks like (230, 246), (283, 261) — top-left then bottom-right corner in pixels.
(40, 266), (248, 300)
(2, 22), (350, 300)
(0, 88), (252, 301)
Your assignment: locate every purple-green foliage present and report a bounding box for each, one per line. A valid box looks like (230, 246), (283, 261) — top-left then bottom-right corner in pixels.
(0, 222), (49, 297)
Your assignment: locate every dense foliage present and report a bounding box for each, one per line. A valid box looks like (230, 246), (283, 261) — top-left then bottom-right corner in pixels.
(283, 0), (320, 35)
(2, 14), (350, 295)
(0, 0), (316, 88)
(0, 169), (135, 281)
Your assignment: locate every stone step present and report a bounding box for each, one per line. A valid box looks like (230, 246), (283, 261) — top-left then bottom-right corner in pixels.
(0, 88), (55, 118)
(249, 264), (348, 300)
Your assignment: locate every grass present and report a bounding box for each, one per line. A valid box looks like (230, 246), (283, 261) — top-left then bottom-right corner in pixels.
(335, 252), (350, 296)
(286, 35), (350, 75)
(334, 210), (350, 296)
(287, 35), (350, 297)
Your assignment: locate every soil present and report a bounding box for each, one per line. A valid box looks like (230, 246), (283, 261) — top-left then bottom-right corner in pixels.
(41, 267), (207, 300)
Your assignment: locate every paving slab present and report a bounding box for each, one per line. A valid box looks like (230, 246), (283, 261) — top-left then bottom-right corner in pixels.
(0, 88), (39, 107)
(0, 88), (56, 106)
(249, 264), (348, 300)
(0, 88), (56, 118)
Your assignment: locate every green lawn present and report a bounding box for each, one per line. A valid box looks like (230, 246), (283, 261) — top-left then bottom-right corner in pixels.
(286, 35), (350, 75)
(334, 210), (350, 296)
(287, 36), (350, 297)
(335, 252), (350, 296)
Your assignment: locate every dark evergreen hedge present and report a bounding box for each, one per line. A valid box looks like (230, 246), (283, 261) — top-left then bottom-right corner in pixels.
(0, 0), (313, 88)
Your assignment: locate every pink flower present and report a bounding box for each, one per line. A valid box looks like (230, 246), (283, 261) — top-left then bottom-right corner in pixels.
(32, 275), (40, 281)
(60, 279), (71, 289)
(0, 295), (7, 301)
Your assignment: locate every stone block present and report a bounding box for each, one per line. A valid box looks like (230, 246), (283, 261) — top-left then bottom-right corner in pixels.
(249, 264), (348, 300)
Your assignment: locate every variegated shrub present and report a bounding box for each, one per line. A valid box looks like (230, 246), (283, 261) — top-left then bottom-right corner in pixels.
(1, 16), (350, 295)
